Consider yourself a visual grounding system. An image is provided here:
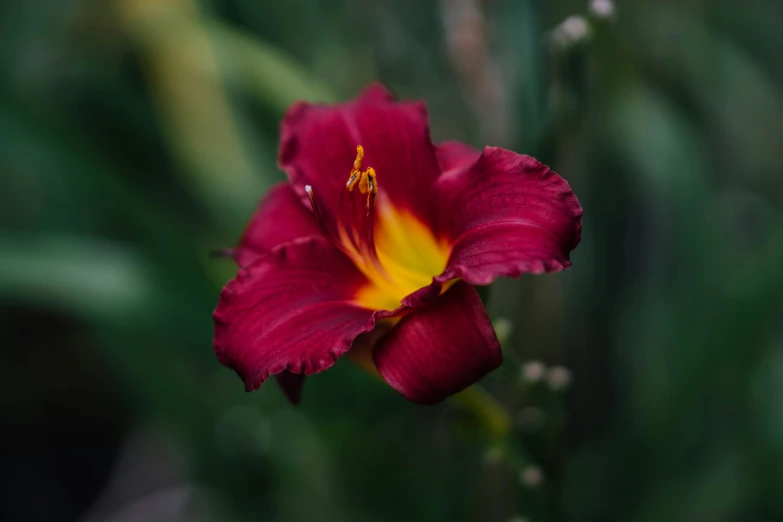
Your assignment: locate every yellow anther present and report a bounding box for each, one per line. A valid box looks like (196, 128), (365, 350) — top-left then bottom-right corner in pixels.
(365, 167), (377, 196)
(358, 172), (369, 194)
(356, 167), (378, 195)
(353, 145), (365, 171)
(347, 145), (379, 195)
(347, 171), (360, 191)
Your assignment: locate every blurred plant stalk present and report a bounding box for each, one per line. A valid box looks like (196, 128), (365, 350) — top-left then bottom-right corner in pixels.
(112, 0), (334, 232)
(452, 385), (512, 441)
(439, 0), (511, 146)
(440, 2), (580, 520)
(113, 0), (260, 229)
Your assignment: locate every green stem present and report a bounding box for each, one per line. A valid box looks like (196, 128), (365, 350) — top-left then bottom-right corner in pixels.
(451, 385), (512, 442)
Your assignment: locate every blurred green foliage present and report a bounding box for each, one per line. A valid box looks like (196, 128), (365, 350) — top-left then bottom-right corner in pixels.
(2, 0), (783, 521)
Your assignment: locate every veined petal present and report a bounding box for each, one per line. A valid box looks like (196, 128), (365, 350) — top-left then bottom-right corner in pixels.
(372, 282), (502, 404)
(279, 83), (442, 234)
(213, 237), (376, 391)
(436, 147), (583, 285)
(436, 140), (481, 177)
(234, 182), (324, 267)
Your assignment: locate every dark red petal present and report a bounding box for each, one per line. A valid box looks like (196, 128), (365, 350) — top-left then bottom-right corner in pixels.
(279, 83), (442, 233)
(213, 237), (376, 391)
(436, 141), (481, 177)
(234, 183), (325, 267)
(373, 281), (502, 405)
(436, 147), (583, 285)
(274, 372), (306, 406)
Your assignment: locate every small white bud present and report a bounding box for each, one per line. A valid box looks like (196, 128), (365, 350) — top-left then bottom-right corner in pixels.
(562, 15), (590, 41)
(508, 517), (530, 522)
(522, 360), (546, 383)
(520, 466), (544, 487)
(590, 0), (615, 19)
(546, 366), (572, 391)
(551, 15), (591, 49)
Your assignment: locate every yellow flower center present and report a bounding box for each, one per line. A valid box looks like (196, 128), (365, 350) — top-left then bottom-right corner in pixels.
(306, 145), (451, 311)
(355, 203), (451, 310)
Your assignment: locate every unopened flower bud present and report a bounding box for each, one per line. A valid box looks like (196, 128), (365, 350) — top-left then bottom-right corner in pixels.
(589, 0), (615, 19)
(520, 465), (544, 487)
(551, 15), (591, 49)
(521, 360), (546, 383)
(546, 366), (572, 391)
(508, 517), (530, 522)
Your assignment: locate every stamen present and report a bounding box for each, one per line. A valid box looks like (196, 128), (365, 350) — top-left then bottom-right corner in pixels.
(358, 173), (369, 194)
(353, 145), (365, 171)
(346, 172), (360, 191)
(304, 185), (322, 222)
(339, 184), (362, 252)
(338, 145), (389, 280)
(364, 167), (377, 197)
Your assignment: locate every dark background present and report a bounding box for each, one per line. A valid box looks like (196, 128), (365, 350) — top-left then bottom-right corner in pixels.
(2, 1), (783, 521)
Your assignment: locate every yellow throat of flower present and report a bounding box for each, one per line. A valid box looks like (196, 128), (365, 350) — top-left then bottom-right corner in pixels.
(308, 145), (451, 311)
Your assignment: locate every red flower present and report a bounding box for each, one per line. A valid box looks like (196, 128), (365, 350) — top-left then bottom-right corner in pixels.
(213, 84), (582, 405)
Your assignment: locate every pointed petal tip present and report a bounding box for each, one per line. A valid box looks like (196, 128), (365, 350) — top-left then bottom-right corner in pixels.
(275, 372), (307, 406)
